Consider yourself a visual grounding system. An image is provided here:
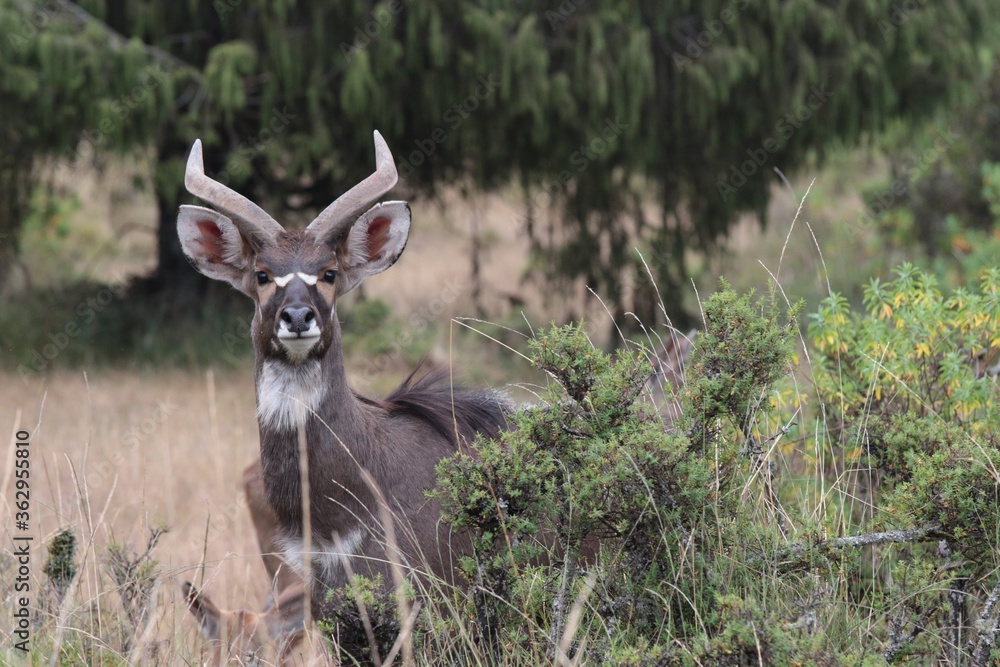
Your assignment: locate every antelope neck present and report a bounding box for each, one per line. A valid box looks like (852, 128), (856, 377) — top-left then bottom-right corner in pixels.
(253, 317), (377, 545)
(254, 318), (364, 447)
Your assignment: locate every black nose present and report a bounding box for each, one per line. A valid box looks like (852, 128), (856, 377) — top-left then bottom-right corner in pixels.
(281, 306), (315, 334)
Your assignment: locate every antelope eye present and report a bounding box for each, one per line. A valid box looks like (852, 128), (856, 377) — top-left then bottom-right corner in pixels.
(256, 271), (270, 286)
(322, 269), (338, 284)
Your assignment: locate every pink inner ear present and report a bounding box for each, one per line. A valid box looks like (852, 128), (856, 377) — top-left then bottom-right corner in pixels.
(196, 220), (226, 263)
(365, 216), (393, 260)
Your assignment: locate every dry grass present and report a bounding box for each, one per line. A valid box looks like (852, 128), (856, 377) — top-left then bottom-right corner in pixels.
(0, 355), (537, 663)
(0, 144), (902, 662)
(0, 367), (276, 662)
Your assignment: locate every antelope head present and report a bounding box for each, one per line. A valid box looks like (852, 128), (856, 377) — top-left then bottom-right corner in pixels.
(177, 131), (410, 365)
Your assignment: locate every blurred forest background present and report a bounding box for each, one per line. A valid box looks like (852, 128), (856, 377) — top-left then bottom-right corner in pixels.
(5, 2), (1000, 666)
(2, 0), (1000, 372)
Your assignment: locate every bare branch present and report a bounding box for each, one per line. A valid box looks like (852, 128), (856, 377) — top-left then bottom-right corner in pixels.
(884, 603), (936, 664)
(751, 525), (944, 569)
(968, 576), (1000, 666)
(824, 525), (945, 550)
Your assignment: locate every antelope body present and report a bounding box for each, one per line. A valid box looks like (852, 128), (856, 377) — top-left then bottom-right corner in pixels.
(177, 131), (508, 622)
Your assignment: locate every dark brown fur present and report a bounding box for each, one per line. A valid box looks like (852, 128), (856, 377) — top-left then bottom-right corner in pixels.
(177, 136), (510, 626)
(255, 354), (510, 604)
(381, 367), (508, 448)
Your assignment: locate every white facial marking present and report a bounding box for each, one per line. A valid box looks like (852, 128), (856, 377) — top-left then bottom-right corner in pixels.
(279, 529), (365, 584)
(276, 318), (321, 361)
(273, 272), (319, 287)
(257, 361), (324, 432)
(273, 273), (295, 287)
(271, 273), (323, 362)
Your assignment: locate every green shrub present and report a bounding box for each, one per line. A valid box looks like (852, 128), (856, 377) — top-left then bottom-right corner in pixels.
(808, 263), (1000, 663)
(318, 574), (419, 665)
(435, 283), (802, 662)
(43, 528), (76, 602)
(428, 271), (1000, 664)
(809, 263), (1000, 427)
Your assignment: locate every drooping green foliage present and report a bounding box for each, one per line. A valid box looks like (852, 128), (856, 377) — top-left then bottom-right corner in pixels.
(0, 0), (184, 287)
(861, 58), (1000, 263)
(2, 0), (996, 325)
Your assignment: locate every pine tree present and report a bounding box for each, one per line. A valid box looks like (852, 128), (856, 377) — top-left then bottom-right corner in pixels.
(1, 0), (994, 323)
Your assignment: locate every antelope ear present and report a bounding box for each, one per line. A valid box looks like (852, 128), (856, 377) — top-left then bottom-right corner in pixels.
(182, 582), (222, 641)
(178, 205), (252, 292)
(335, 201), (410, 295)
(263, 585), (306, 637)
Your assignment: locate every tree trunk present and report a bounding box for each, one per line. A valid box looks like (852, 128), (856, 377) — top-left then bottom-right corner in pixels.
(139, 138), (238, 312)
(0, 141), (34, 296)
(153, 180), (194, 291)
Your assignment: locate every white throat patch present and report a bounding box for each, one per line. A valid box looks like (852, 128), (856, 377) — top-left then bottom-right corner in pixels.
(257, 360), (324, 432)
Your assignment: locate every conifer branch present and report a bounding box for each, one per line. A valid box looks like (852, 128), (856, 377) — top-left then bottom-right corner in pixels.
(18, 0), (201, 78)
